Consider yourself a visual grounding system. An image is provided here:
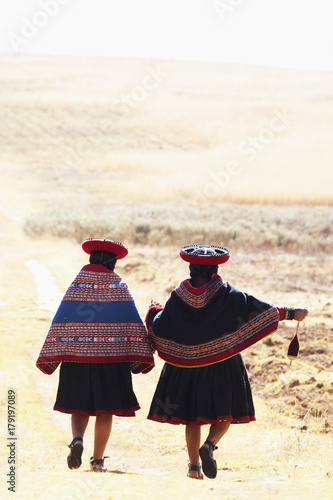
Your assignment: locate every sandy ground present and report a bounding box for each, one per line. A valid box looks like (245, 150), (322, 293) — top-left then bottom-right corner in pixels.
(1, 53), (332, 499)
(1, 213), (332, 500)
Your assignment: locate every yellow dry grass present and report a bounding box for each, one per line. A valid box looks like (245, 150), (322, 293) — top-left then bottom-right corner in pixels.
(1, 223), (332, 499)
(1, 53), (333, 209)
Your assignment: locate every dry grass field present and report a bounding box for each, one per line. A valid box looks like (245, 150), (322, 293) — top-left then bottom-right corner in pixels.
(0, 53), (332, 499)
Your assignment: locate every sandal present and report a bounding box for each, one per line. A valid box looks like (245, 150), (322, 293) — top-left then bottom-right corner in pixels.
(90, 456), (109, 472)
(187, 463), (204, 480)
(199, 440), (218, 479)
(67, 437), (83, 470)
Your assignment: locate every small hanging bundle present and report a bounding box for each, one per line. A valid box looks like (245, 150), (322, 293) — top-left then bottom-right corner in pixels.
(287, 321), (305, 364)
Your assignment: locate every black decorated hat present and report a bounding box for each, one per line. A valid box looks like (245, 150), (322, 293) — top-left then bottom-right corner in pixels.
(179, 244), (230, 265)
(82, 239), (128, 259)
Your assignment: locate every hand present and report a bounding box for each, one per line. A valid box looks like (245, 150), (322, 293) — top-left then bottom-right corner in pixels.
(293, 308), (308, 321)
(149, 300), (163, 309)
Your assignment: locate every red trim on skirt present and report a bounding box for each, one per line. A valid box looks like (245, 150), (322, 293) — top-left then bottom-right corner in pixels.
(54, 404), (140, 417)
(147, 413), (256, 425)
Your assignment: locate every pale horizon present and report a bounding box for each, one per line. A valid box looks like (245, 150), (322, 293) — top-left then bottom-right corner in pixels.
(1, 0), (333, 72)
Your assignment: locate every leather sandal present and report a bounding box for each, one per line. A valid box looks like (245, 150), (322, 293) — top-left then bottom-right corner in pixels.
(67, 437), (83, 470)
(199, 440), (218, 479)
(90, 456), (109, 472)
(187, 463), (204, 479)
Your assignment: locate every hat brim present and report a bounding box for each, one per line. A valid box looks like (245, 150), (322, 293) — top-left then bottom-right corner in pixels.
(82, 239), (128, 259)
(180, 245), (230, 265)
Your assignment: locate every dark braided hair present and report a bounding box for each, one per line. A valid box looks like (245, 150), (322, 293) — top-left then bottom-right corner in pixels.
(189, 263), (218, 281)
(89, 250), (117, 271)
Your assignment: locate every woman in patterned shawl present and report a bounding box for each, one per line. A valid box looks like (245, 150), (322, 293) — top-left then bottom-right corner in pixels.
(36, 239), (154, 472)
(146, 244), (308, 480)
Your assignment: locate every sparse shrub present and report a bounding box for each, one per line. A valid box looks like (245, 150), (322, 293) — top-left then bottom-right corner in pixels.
(23, 203), (333, 253)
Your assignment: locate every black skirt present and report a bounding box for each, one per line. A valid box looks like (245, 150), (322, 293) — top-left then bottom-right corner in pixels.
(54, 362), (140, 416)
(147, 354), (255, 425)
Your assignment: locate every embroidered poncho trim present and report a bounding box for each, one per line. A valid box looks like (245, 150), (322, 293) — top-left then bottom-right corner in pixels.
(147, 275), (280, 367)
(36, 264), (154, 374)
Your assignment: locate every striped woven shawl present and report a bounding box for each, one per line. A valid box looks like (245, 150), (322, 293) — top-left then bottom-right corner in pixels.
(36, 264), (154, 374)
(148, 275), (279, 367)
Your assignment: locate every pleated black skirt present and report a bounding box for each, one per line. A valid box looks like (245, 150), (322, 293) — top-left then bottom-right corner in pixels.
(54, 362), (140, 416)
(148, 354), (255, 425)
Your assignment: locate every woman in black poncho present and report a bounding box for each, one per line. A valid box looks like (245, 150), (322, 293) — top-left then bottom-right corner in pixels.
(146, 245), (308, 480)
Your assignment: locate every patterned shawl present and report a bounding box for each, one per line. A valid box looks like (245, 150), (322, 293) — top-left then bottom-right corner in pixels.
(36, 264), (154, 374)
(146, 275), (280, 367)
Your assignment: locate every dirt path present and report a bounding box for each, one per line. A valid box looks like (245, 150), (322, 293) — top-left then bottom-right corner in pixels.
(1, 215), (332, 499)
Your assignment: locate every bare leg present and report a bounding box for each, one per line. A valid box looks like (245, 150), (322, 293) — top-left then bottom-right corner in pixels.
(199, 421), (231, 479)
(71, 414), (89, 442)
(67, 414), (89, 469)
(185, 425), (201, 478)
(93, 414), (113, 460)
(205, 420), (231, 447)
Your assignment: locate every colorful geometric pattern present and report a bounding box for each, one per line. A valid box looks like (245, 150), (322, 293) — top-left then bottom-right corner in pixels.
(174, 275), (224, 308)
(148, 277), (280, 368)
(36, 264), (154, 375)
(63, 267), (132, 302)
(149, 305), (279, 367)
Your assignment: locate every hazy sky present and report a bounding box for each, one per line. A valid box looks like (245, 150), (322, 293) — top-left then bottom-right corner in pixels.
(1, 0), (333, 70)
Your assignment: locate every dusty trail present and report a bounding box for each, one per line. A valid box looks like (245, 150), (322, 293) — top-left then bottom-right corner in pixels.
(1, 215), (332, 500)
(1, 53), (333, 499)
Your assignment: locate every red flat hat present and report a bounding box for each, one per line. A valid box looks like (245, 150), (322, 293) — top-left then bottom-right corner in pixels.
(81, 239), (128, 259)
(180, 244), (230, 265)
